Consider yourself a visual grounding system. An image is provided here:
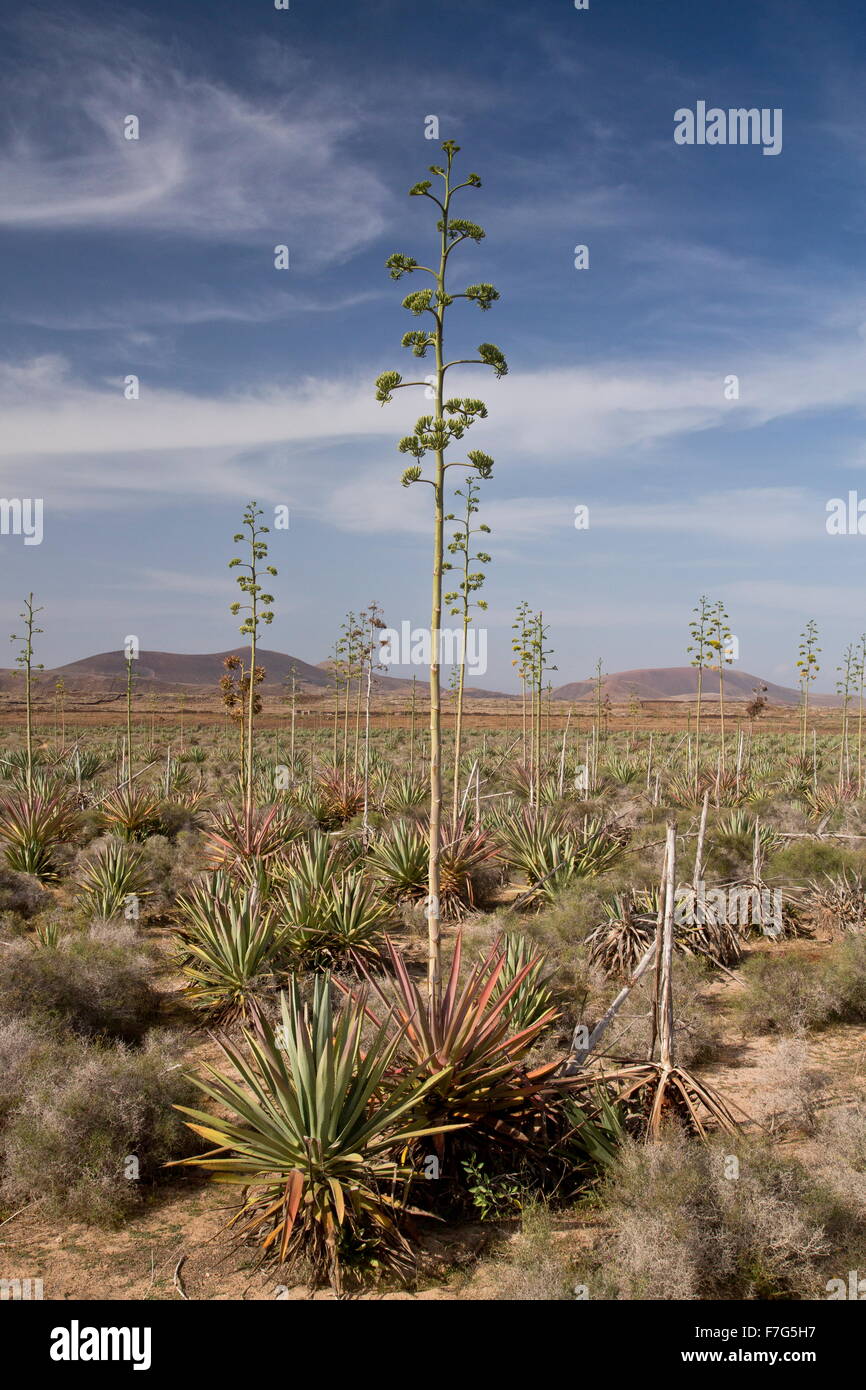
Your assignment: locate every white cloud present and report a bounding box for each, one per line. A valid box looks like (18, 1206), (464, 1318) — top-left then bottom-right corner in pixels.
(0, 15), (390, 263)
(2, 336), (866, 525)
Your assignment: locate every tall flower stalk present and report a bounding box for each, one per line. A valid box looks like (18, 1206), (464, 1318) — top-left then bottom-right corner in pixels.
(10, 594), (44, 796)
(687, 596), (712, 789)
(375, 139), (506, 1003)
(444, 478), (490, 829)
(229, 503), (277, 811)
(707, 600), (732, 775)
(511, 601), (532, 769)
(836, 643), (855, 790)
(796, 620), (820, 758)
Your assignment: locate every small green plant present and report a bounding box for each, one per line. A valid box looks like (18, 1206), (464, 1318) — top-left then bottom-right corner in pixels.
(461, 1155), (526, 1220)
(77, 840), (149, 922)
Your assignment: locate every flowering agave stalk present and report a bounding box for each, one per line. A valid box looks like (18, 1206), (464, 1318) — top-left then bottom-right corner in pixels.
(511, 601), (533, 773)
(687, 595), (713, 790)
(796, 619), (821, 759)
(10, 593), (44, 797)
(229, 502), (277, 813)
(707, 599), (732, 776)
(444, 478), (490, 831)
(375, 138), (507, 1003)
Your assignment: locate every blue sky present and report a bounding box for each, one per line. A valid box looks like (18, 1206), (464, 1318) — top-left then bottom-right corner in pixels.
(2, 0), (866, 691)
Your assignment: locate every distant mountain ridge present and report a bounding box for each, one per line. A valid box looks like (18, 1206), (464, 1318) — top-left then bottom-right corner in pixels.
(0, 649), (507, 700)
(0, 652), (840, 706)
(552, 666), (840, 707)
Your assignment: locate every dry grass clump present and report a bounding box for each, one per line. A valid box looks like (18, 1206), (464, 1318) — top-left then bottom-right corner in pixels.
(0, 867), (52, 919)
(490, 1201), (575, 1301)
(760, 1038), (828, 1133)
(0, 1031), (198, 1225)
(0, 924), (160, 1042)
(816, 1102), (866, 1172)
(572, 1133), (862, 1300)
(0, 1016), (47, 1123)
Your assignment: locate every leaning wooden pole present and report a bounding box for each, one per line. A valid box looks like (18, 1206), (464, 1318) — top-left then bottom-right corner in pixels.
(658, 820), (677, 1068)
(693, 789), (709, 891)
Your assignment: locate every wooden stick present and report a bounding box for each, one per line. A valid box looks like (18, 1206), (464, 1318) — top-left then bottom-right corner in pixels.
(565, 939), (658, 1072)
(693, 789), (709, 889)
(658, 821), (677, 1068)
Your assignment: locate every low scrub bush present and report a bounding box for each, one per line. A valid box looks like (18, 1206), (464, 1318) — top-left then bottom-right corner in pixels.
(0, 924), (160, 1042)
(0, 1032), (198, 1224)
(738, 937), (866, 1035)
(572, 1134), (865, 1300)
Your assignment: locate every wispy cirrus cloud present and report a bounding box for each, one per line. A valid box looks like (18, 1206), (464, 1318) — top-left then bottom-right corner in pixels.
(0, 13), (391, 264)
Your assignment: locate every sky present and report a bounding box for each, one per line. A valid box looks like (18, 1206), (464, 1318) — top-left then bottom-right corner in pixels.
(2, 0), (866, 692)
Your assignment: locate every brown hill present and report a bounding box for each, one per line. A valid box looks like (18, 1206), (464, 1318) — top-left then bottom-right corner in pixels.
(552, 666), (839, 707)
(0, 649), (511, 701)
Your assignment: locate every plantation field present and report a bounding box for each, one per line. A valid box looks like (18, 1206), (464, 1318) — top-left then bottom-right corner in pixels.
(3, 714), (866, 1299)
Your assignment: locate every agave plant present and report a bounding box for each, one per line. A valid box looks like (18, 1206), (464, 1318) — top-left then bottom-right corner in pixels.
(174, 873), (283, 1020)
(802, 781), (857, 823)
(65, 750), (106, 783)
(172, 976), (456, 1291)
(310, 769), (365, 829)
(99, 783), (162, 840)
(490, 932), (556, 1032)
(585, 892), (656, 977)
(354, 935), (561, 1168)
(438, 818), (499, 918)
(586, 887), (742, 979)
(0, 792), (79, 879)
(493, 809), (625, 902)
(76, 839), (149, 921)
(382, 771), (429, 818)
(33, 917), (63, 948)
(803, 870), (866, 936)
(0, 747), (45, 780)
(714, 809), (784, 858)
(603, 754), (641, 786)
(574, 816), (629, 877)
(204, 802), (306, 870)
(367, 820), (428, 903)
(665, 773), (704, 809)
(503, 762), (562, 805)
(278, 870), (391, 968)
(493, 809), (576, 899)
(367, 817), (495, 918)
(178, 746), (208, 764)
(7, 766), (67, 800)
